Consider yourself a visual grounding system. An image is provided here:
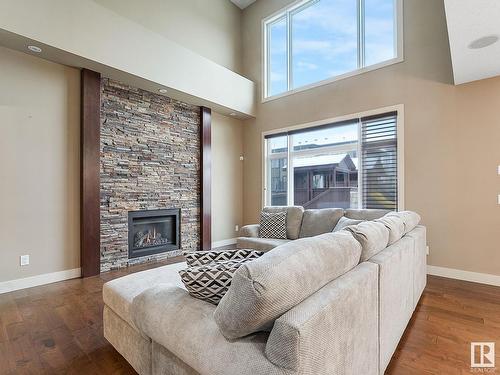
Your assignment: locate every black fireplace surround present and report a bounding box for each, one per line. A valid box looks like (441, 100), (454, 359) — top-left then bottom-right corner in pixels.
(128, 209), (180, 259)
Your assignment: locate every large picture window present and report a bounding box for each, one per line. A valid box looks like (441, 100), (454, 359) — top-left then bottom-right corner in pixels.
(264, 0), (401, 99)
(264, 111), (402, 210)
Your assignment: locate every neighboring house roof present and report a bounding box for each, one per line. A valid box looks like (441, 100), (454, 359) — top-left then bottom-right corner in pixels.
(293, 153), (358, 170)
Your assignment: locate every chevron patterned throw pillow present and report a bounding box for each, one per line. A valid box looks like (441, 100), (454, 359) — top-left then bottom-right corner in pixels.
(179, 260), (248, 304)
(183, 249), (264, 267)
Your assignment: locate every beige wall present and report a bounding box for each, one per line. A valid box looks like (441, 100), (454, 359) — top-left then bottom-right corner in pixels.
(212, 113), (244, 243)
(0, 46), (80, 282)
(0, 0), (254, 116)
(93, 0), (243, 74)
(241, 0), (500, 276)
(95, 0), (247, 243)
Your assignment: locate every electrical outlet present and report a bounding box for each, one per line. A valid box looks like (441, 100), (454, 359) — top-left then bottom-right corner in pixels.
(20, 255), (30, 266)
(239, 156), (244, 161)
(235, 225), (239, 232)
(426, 246), (430, 256)
(498, 165), (500, 175)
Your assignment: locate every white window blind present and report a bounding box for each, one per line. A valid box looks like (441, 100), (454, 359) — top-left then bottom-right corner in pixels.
(361, 112), (398, 210)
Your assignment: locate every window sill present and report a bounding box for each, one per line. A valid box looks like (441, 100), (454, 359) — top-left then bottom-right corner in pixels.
(262, 56), (404, 104)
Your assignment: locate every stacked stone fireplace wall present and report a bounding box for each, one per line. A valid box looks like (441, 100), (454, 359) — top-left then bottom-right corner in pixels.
(100, 78), (200, 272)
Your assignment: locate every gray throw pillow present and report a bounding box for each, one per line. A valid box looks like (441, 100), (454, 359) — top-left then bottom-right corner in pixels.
(183, 249), (264, 267)
(179, 260), (248, 305)
(333, 216), (364, 231)
(259, 211), (287, 239)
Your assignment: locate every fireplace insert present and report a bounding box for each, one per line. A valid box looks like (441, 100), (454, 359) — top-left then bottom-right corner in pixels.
(128, 209), (180, 259)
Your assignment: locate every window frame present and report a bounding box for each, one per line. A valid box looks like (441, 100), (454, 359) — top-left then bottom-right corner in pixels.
(261, 104), (405, 210)
(262, 0), (404, 101)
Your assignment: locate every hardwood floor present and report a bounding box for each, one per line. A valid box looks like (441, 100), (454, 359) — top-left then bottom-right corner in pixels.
(0, 257), (182, 375)
(386, 276), (500, 374)
(1, 262), (499, 374)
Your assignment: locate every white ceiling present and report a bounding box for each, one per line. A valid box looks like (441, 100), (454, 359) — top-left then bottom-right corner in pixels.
(230, 0), (256, 10)
(444, 0), (500, 84)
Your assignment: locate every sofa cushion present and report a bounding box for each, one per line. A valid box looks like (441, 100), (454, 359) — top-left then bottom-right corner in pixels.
(236, 237), (290, 252)
(214, 231), (362, 339)
(344, 221), (390, 261)
(387, 211), (421, 234)
(333, 216), (364, 232)
(102, 261), (187, 328)
(184, 249), (264, 267)
(262, 206), (304, 240)
(299, 208), (344, 238)
(375, 214), (405, 245)
(344, 208), (390, 221)
(259, 211), (287, 239)
(179, 261), (250, 305)
(131, 285), (282, 375)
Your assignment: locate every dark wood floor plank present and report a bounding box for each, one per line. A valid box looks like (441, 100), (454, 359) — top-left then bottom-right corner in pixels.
(1, 262), (499, 374)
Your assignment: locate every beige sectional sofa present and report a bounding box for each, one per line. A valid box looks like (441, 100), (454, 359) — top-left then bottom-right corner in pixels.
(103, 207), (427, 375)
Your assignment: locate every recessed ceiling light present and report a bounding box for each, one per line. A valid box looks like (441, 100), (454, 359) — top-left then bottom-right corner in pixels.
(27, 45), (42, 53)
(468, 35), (499, 49)
(158, 88), (168, 94)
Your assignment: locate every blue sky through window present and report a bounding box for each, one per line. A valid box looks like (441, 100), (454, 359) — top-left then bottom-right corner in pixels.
(268, 17), (287, 97)
(365, 0), (395, 66)
(266, 0), (397, 97)
(292, 0), (358, 88)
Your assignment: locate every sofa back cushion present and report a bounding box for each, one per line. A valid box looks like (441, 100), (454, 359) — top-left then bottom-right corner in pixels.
(262, 206), (304, 240)
(214, 231), (362, 339)
(344, 209), (389, 221)
(299, 208), (344, 238)
(375, 214), (405, 245)
(333, 216), (364, 232)
(386, 211), (421, 234)
(344, 221), (390, 261)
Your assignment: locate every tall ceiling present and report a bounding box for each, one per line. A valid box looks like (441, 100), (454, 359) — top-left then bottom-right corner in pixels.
(444, 0), (500, 84)
(230, 0), (256, 10)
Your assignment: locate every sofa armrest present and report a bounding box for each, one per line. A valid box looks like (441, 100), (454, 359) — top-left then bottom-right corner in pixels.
(239, 224), (260, 238)
(265, 262), (379, 374)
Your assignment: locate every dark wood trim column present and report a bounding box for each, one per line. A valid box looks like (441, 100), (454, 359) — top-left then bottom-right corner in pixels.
(81, 69), (101, 277)
(200, 107), (212, 250)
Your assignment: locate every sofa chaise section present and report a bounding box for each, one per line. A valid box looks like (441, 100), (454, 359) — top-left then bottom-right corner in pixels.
(130, 263), (379, 375)
(102, 262), (188, 374)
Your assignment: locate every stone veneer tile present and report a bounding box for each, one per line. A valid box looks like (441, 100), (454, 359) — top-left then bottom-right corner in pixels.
(100, 78), (200, 272)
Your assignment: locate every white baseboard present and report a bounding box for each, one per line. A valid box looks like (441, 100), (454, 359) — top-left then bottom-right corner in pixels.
(212, 238), (237, 249)
(427, 265), (500, 287)
(0, 268), (81, 294)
